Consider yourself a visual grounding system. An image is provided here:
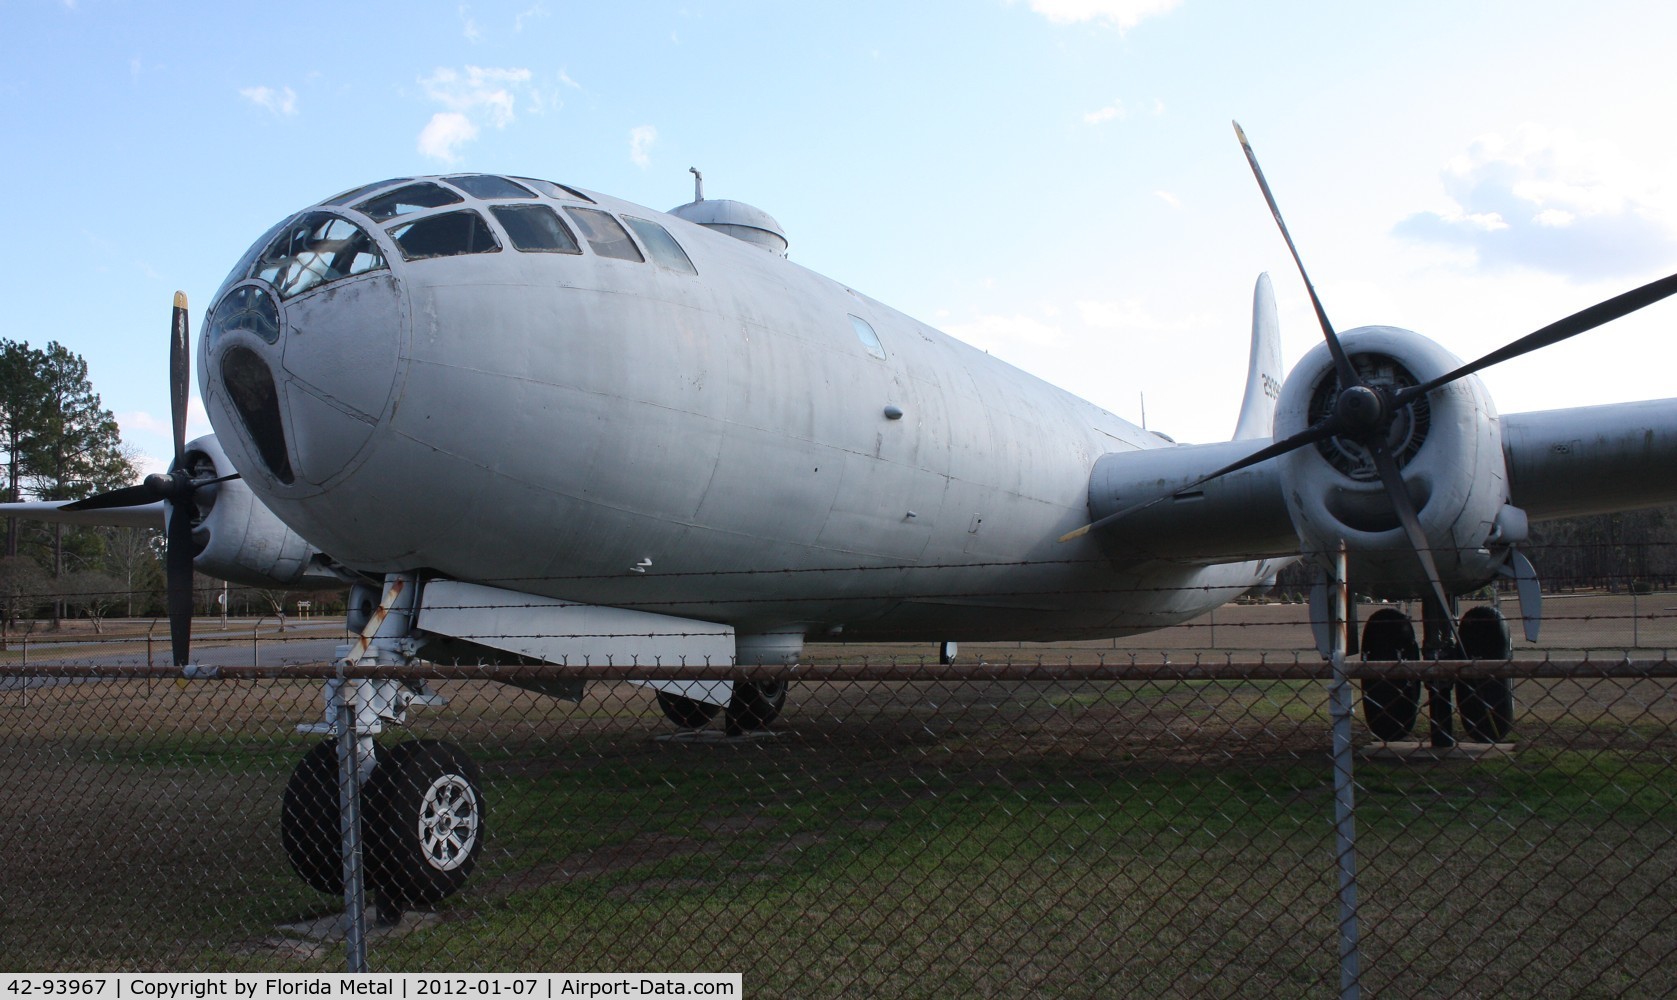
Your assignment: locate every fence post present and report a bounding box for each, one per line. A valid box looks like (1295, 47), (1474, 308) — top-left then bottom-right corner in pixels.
(1328, 545), (1362, 999)
(336, 678), (369, 972)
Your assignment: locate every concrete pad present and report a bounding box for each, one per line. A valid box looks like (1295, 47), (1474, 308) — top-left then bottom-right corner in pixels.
(239, 908), (442, 959)
(1360, 740), (1515, 761)
(653, 728), (788, 744)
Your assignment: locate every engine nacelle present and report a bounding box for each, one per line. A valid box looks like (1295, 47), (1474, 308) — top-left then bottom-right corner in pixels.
(1275, 326), (1522, 597)
(181, 435), (343, 590)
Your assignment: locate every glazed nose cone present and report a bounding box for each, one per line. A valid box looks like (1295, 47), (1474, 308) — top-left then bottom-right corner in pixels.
(203, 212), (406, 491)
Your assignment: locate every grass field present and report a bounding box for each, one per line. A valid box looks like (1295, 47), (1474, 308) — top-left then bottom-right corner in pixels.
(4, 595), (1677, 995)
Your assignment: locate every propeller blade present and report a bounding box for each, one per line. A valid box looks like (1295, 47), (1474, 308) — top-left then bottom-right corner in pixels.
(63, 482), (162, 512)
(1058, 418), (1340, 542)
(170, 291), (190, 465)
(1233, 121), (1361, 392)
(165, 499), (195, 667)
(1395, 270), (1677, 407)
(1369, 443), (1462, 651)
(166, 292), (198, 667)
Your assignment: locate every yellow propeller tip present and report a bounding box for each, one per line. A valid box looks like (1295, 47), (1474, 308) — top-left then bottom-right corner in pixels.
(173, 291), (188, 309)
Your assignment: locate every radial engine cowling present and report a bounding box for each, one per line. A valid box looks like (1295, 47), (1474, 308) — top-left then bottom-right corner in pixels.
(181, 435), (342, 590)
(1275, 327), (1524, 598)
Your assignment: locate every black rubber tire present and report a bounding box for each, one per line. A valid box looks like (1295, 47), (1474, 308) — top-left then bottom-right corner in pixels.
(656, 691), (721, 729)
(281, 738), (351, 896)
(365, 740), (485, 908)
(1361, 608), (1422, 742)
(725, 680), (788, 735)
(1457, 606), (1516, 743)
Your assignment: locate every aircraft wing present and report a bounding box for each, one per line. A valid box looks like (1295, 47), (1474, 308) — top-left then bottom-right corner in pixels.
(1503, 398), (1677, 522)
(0, 499), (165, 529)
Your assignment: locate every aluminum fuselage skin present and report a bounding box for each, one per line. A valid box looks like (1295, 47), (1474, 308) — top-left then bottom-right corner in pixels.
(201, 183), (1286, 642)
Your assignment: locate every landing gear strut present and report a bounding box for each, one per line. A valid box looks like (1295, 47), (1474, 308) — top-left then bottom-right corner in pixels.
(281, 572), (486, 910)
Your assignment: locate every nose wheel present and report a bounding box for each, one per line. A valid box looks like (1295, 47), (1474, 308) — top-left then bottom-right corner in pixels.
(280, 738), (486, 909)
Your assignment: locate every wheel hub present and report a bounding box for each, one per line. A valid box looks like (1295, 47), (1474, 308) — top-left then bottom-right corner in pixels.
(417, 773), (479, 871)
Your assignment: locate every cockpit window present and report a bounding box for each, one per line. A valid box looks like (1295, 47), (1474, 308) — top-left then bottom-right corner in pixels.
(623, 216), (697, 274)
(443, 174), (536, 200)
(850, 315), (886, 360)
(356, 182), (463, 222)
(490, 205), (582, 254)
(322, 178), (403, 206)
(562, 208), (644, 262)
(513, 177), (596, 203)
(389, 210), (501, 260)
(254, 212), (387, 300)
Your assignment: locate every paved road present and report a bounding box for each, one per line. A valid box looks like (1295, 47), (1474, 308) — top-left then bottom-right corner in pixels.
(0, 625), (348, 689)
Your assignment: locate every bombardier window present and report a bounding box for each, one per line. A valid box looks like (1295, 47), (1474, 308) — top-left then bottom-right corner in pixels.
(491, 204), (581, 254)
(563, 208), (644, 262)
(850, 315), (886, 360)
(623, 217), (697, 274)
(444, 174), (536, 200)
(513, 177), (596, 203)
(208, 285), (281, 345)
(389, 210), (501, 260)
(254, 212), (387, 300)
(357, 183), (463, 222)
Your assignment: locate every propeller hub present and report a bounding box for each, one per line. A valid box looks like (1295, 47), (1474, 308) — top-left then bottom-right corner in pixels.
(145, 470), (195, 503)
(1334, 384), (1387, 438)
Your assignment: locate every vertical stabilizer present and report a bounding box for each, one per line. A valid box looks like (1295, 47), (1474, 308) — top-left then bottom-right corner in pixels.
(1232, 272), (1283, 440)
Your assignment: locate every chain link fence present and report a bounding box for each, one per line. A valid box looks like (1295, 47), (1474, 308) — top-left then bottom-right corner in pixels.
(4, 580), (1677, 996)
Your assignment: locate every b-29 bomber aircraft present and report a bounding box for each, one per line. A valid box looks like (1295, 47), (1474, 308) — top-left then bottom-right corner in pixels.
(22, 126), (1677, 907)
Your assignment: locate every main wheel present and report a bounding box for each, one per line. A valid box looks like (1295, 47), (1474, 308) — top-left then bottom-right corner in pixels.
(725, 680), (787, 735)
(1361, 608), (1422, 742)
(656, 690), (721, 729)
(281, 738), (352, 896)
(365, 740), (485, 908)
(1457, 605), (1515, 743)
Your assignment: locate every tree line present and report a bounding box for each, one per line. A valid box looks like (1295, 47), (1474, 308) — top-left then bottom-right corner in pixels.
(1271, 503), (1677, 596)
(0, 338), (333, 634)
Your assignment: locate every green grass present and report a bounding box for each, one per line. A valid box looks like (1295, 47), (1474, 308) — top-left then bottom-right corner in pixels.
(7, 677), (1677, 997)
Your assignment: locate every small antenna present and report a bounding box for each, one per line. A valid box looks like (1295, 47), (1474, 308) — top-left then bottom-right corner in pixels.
(1140, 392), (1147, 430)
(689, 166), (704, 202)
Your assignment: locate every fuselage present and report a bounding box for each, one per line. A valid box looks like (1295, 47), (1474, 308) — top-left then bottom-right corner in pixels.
(199, 174), (1283, 641)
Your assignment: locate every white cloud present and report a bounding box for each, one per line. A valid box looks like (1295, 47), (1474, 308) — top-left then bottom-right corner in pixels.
(629, 125), (657, 169)
(418, 112), (479, 163)
(1396, 125), (1677, 279)
(515, 4), (548, 31)
(422, 66), (529, 126)
(459, 4), (482, 42)
(1153, 190), (1180, 209)
(1075, 298), (1196, 332)
(416, 66), (538, 161)
(239, 85), (298, 117)
(1023, 0), (1182, 31)
(941, 313), (1065, 357)
(1083, 99), (1125, 125)
(558, 69), (581, 90)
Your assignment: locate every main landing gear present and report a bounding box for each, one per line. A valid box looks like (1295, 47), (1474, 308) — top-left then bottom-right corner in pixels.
(656, 681), (788, 735)
(1359, 602), (1515, 745)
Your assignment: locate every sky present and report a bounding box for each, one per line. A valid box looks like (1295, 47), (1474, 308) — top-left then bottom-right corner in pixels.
(5, 0), (1677, 476)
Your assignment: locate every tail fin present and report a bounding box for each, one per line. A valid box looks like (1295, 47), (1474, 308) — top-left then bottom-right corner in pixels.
(1232, 272), (1283, 440)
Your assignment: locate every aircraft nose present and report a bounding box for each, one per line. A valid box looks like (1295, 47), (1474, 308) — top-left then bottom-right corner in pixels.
(202, 212), (407, 490)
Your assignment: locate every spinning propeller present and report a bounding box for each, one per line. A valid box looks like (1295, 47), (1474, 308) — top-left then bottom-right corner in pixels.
(1063, 121), (1677, 632)
(64, 293), (238, 667)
